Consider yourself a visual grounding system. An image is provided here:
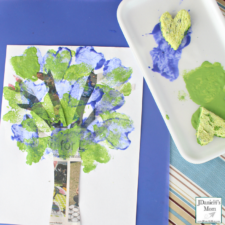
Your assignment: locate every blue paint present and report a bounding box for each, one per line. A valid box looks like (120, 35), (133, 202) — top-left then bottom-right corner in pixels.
(87, 87), (104, 108)
(103, 58), (122, 75)
(82, 115), (134, 150)
(11, 115), (38, 142)
(69, 77), (88, 104)
(150, 23), (191, 81)
(179, 0), (184, 5)
(20, 80), (48, 102)
(55, 80), (72, 99)
(103, 57), (132, 87)
(41, 148), (53, 160)
(94, 89), (125, 115)
(43, 47), (72, 76)
(75, 46), (105, 70)
(36, 47), (45, 72)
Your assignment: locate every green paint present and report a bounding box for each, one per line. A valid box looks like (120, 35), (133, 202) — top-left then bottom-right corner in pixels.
(42, 93), (67, 126)
(50, 125), (81, 159)
(120, 82), (132, 96)
(3, 86), (25, 123)
(18, 137), (49, 165)
(105, 67), (132, 87)
(4, 47), (135, 172)
(71, 50), (76, 57)
(97, 84), (124, 107)
(21, 118), (38, 132)
(64, 63), (92, 81)
(166, 114), (170, 120)
(31, 111), (53, 133)
(178, 90), (187, 101)
(43, 49), (71, 80)
(100, 111), (131, 121)
(214, 126), (221, 131)
(11, 47), (39, 81)
(60, 93), (79, 125)
(183, 61), (225, 130)
(99, 111), (133, 149)
(79, 142), (110, 173)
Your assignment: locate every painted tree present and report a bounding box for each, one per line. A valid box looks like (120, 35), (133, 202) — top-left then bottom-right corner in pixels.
(3, 46), (134, 173)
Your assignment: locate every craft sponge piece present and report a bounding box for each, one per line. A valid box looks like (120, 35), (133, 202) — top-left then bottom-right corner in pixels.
(160, 9), (191, 50)
(196, 107), (225, 146)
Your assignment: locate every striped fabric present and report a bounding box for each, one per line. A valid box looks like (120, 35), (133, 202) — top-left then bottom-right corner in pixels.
(169, 138), (225, 225)
(217, 0), (225, 16)
(168, 2), (225, 224)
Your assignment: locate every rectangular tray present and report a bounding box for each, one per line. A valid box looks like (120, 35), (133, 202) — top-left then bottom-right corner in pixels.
(117, 0), (225, 163)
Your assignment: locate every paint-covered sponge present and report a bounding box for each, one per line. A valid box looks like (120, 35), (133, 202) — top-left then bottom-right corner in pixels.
(196, 107), (225, 146)
(160, 10), (191, 50)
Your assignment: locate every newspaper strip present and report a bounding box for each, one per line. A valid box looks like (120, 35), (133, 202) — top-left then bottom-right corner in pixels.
(50, 151), (81, 225)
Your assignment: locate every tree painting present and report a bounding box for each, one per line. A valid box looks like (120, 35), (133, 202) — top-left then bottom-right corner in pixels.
(3, 46), (134, 173)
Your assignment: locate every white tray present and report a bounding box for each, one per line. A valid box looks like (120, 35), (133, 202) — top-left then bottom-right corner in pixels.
(117, 0), (225, 163)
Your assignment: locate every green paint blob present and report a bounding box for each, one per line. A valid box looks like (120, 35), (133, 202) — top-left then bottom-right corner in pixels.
(50, 125), (81, 159)
(178, 90), (187, 101)
(120, 82), (132, 96)
(4, 47), (135, 171)
(31, 111), (53, 133)
(105, 67), (132, 87)
(3, 86), (25, 123)
(99, 111), (133, 149)
(71, 50), (76, 57)
(43, 49), (71, 80)
(183, 61), (225, 129)
(18, 137), (49, 165)
(21, 118), (38, 132)
(64, 63), (92, 81)
(42, 93), (67, 126)
(60, 93), (79, 125)
(11, 47), (39, 81)
(97, 84), (124, 107)
(79, 142), (110, 173)
(166, 114), (170, 120)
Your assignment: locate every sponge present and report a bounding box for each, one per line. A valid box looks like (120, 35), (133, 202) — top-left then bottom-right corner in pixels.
(160, 10), (191, 50)
(196, 107), (225, 146)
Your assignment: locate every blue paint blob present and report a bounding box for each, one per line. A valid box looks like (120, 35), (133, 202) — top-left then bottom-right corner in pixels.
(87, 87), (104, 108)
(150, 23), (191, 81)
(75, 46), (105, 70)
(55, 80), (72, 99)
(94, 89), (125, 115)
(103, 57), (132, 87)
(69, 77), (88, 105)
(11, 115), (38, 143)
(20, 80), (48, 102)
(43, 47), (73, 74)
(84, 116), (134, 150)
(103, 58), (122, 75)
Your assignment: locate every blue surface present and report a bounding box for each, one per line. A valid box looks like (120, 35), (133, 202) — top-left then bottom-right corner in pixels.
(0, 0), (170, 224)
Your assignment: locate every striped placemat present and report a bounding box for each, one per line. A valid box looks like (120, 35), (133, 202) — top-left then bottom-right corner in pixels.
(217, 0), (225, 16)
(168, 2), (225, 224)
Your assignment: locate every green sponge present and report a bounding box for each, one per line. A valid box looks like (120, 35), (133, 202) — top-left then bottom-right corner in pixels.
(160, 9), (191, 50)
(196, 107), (225, 146)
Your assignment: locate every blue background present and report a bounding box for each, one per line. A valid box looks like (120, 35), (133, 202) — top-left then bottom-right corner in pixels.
(0, 0), (170, 224)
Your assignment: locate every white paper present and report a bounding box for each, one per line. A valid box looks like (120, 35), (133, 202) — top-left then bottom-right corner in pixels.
(0, 46), (143, 225)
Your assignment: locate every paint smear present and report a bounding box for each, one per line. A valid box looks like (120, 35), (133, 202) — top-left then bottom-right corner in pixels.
(178, 90), (187, 101)
(150, 23), (191, 81)
(183, 61), (225, 129)
(166, 114), (170, 120)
